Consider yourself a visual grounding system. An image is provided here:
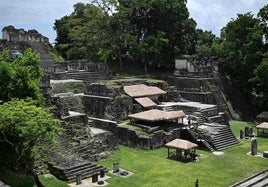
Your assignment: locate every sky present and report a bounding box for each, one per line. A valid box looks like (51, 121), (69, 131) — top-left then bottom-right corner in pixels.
(0, 0), (267, 43)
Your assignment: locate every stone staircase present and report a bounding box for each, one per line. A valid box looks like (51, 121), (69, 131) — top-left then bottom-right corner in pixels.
(206, 124), (240, 150)
(27, 42), (55, 67)
(211, 71), (241, 120)
(48, 160), (106, 182)
(230, 169), (268, 187)
(66, 71), (105, 82)
(199, 139), (215, 152)
(184, 129), (215, 151)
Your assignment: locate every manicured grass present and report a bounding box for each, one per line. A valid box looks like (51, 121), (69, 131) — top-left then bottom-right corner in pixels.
(99, 121), (268, 187)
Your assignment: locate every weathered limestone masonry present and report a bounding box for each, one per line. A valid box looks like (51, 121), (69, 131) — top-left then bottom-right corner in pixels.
(83, 78), (185, 149)
(158, 55), (240, 120)
(82, 79), (170, 121)
(48, 60), (110, 82)
(2, 25), (49, 43)
(89, 115), (182, 150)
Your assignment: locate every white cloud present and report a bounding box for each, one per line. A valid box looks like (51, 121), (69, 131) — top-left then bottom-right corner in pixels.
(187, 0), (267, 36)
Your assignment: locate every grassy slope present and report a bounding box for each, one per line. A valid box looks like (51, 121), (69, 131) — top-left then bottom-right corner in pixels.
(99, 121), (268, 187)
(0, 121), (267, 187)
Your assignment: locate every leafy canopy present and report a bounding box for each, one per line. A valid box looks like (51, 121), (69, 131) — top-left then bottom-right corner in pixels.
(0, 48), (44, 105)
(54, 0), (196, 71)
(0, 99), (62, 170)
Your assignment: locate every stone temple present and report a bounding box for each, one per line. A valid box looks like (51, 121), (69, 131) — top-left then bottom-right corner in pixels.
(0, 26), (244, 182)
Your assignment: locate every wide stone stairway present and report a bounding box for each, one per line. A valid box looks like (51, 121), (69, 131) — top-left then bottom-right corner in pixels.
(66, 71), (105, 82)
(200, 123), (240, 151)
(48, 159), (106, 182)
(230, 169), (268, 187)
(28, 41), (55, 67)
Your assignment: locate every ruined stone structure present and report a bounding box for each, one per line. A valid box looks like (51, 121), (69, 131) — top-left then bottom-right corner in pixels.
(0, 26), (243, 182)
(168, 55), (241, 120)
(174, 55), (218, 78)
(2, 25), (49, 43)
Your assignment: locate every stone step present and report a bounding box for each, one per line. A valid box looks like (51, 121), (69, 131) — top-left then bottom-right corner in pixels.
(212, 136), (238, 143)
(230, 169), (268, 187)
(200, 139), (215, 152)
(49, 161), (106, 182)
(214, 141), (240, 150)
(64, 164), (102, 176)
(66, 166), (105, 182)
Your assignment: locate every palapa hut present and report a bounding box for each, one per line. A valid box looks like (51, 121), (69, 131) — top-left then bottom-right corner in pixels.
(256, 122), (268, 137)
(128, 109), (185, 122)
(126, 84), (186, 130)
(165, 138), (198, 162)
(124, 84), (166, 108)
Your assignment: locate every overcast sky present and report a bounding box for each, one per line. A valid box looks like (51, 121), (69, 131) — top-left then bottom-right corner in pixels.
(0, 0), (267, 43)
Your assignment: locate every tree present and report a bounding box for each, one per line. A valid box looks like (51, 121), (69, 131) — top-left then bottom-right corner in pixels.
(0, 48), (44, 105)
(54, 0), (197, 71)
(250, 52), (268, 111)
(117, 0), (196, 69)
(195, 29), (219, 59)
(0, 99), (62, 186)
(219, 13), (264, 93)
(258, 4), (268, 43)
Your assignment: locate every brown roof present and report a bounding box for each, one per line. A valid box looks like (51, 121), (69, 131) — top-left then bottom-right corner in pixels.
(165, 139), (198, 150)
(128, 109), (185, 122)
(124, 84), (166, 98)
(135, 97), (157, 108)
(256, 122), (268, 130)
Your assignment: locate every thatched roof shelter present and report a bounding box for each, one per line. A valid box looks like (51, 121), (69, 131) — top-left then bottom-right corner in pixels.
(124, 84), (166, 98)
(165, 139), (198, 162)
(134, 97), (157, 108)
(165, 139), (198, 150)
(255, 122), (268, 137)
(128, 109), (185, 122)
(256, 122), (268, 130)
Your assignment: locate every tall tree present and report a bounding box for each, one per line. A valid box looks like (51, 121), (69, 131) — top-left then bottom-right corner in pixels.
(118, 0), (196, 70)
(54, 0), (197, 71)
(219, 13), (264, 93)
(0, 99), (62, 187)
(0, 49), (44, 105)
(195, 29), (220, 59)
(250, 51), (268, 111)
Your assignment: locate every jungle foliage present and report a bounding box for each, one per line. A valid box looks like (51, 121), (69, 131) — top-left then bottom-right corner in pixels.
(54, 0), (197, 71)
(0, 49), (63, 186)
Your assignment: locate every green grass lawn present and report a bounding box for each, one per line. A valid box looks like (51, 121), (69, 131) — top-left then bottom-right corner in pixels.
(1, 121), (267, 187)
(99, 121), (268, 187)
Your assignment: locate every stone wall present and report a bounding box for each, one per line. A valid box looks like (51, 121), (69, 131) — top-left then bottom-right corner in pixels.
(179, 91), (215, 104)
(2, 25), (49, 43)
(174, 55), (217, 77)
(89, 117), (182, 149)
(83, 79), (169, 121)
